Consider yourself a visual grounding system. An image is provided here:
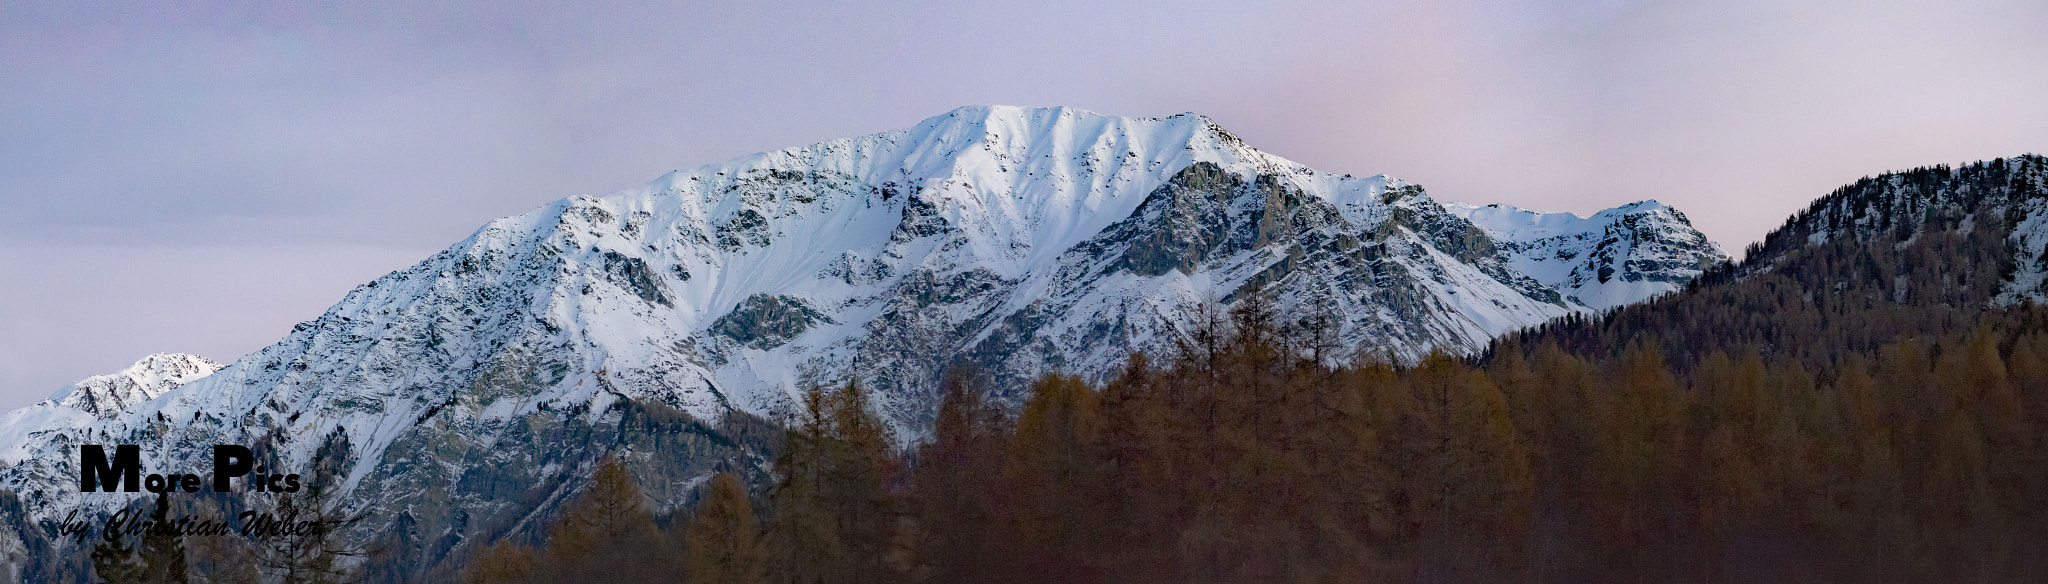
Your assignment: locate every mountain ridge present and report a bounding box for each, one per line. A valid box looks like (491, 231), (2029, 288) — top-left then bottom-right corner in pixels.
(1444, 199), (1729, 309)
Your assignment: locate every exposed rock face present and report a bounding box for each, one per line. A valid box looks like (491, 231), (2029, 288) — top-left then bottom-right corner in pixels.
(711, 294), (835, 351)
(0, 106), (1731, 581)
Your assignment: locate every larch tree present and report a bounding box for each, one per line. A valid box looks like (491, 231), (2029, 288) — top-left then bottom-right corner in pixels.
(460, 540), (534, 584)
(1007, 373), (1106, 583)
(537, 456), (670, 584)
(686, 473), (767, 584)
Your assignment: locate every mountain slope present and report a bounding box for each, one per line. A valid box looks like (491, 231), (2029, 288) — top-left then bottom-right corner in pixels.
(1750, 155), (2048, 304)
(1444, 200), (1728, 309)
(0, 106), (1726, 581)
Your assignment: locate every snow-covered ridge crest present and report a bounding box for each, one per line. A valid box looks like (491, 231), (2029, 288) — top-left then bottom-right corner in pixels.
(1444, 200), (1728, 309)
(622, 105), (1399, 280)
(51, 353), (224, 416)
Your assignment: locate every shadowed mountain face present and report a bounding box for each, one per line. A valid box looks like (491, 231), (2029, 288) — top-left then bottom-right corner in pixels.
(0, 106), (1725, 582)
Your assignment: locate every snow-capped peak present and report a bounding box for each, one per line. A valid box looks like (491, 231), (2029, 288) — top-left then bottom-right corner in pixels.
(51, 353), (224, 418)
(1444, 199), (1727, 309)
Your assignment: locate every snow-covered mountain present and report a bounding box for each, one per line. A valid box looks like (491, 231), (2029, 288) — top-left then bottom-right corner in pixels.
(0, 106), (1728, 581)
(1443, 200), (1728, 309)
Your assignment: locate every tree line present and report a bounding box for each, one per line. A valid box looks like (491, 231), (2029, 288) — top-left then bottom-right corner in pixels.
(461, 293), (2048, 583)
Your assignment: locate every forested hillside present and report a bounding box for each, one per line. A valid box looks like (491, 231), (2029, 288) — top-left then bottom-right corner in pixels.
(465, 304), (2047, 583)
(1514, 155), (2048, 369)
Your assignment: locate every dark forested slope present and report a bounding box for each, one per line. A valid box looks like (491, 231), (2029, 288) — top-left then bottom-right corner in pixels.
(1503, 154), (2048, 370)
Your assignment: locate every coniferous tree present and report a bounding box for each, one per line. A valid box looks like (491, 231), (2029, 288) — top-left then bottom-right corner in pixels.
(184, 493), (260, 584)
(765, 384), (858, 584)
(537, 456), (670, 584)
(137, 492), (189, 584)
(460, 540), (534, 584)
(686, 473), (767, 584)
(914, 365), (1016, 583)
(92, 510), (144, 584)
(1007, 373), (1104, 583)
(1399, 354), (1531, 581)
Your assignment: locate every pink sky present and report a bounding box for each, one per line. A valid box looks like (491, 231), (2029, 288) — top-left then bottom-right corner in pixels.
(3, 0), (2045, 409)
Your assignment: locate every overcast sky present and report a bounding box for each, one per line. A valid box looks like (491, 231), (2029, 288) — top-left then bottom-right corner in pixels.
(3, 0), (2045, 410)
